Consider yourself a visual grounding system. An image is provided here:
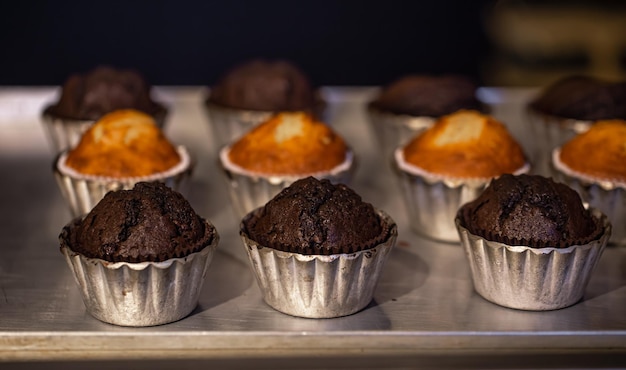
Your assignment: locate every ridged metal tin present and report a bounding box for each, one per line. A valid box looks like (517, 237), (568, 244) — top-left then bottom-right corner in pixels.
(552, 148), (626, 246)
(394, 148), (530, 243)
(53, 146), (193, 218)
(366, 107), (435, 162)
(59, 219), (220, 327)
(219, 146), (355, 220)
(41, 107), (168, 154)
(239, 209), (397, 318)
(526, 108), (592, 177)
(455, 210), (611, 311)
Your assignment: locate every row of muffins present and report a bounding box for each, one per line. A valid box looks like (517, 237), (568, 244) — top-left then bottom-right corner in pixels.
(58, 172), (611, 325)
(40, 63), (622, 326)
(50, 110), (617, 323)
(46, 65), (626, 246)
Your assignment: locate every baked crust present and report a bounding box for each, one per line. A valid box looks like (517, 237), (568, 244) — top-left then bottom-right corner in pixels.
(402, 110), (526, 178)
(65, 109), (180, 177)
(559, 119), (626, 182)
(228, 112), (347, 175)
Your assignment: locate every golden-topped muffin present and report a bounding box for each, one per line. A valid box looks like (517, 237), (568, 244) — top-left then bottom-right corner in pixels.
(402, 110), (526, 178)
(227, 111), (347, 175)
(65, 109), (181, 178)
(558, 119), (626, 183)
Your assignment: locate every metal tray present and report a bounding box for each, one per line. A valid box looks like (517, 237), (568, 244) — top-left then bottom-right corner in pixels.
(0, 87), (624, 368)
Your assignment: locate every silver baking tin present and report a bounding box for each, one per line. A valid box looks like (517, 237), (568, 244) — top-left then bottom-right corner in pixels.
(394, 147), (530, 243)
(552, 148), (626, 245)
(366, 106), (435, 162)
(59, 219), (220, 327)
(41, 106), (168, 154)
(526, 108), (592, 177)
(53, 146), (193, 218)
(219, 145), (356, 220)
(455, 209), (611, 311)
(239, 209), (397, 318)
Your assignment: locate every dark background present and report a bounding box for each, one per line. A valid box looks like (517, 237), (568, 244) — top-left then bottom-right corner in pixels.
(0, 1), (493, 87)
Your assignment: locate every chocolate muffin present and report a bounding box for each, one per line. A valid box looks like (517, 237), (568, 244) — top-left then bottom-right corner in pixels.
(244, 176), (386, 255)
(208, 59), (315, 111)
(45, 65), (165, 120)
(370, 75), (486, 117)
(68, 181), (215, 263)
(458, 174), (601, 248)
(529, 75), (626, 121)
(59, 181), (220, 326)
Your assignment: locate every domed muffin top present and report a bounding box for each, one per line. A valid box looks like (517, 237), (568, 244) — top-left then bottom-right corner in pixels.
(67, 182), (215, 262)
(457, 174), (602, 248)
(243, 177), (389, 255)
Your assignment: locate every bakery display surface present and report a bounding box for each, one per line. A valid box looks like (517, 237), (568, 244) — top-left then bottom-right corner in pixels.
(0, 87), (625, 368)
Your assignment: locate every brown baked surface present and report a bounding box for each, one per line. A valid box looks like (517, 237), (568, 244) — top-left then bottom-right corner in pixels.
(243, 177), (388, 255)
(402, 110), (526, 178)
(65, 109), (180, 177)
(228, 112), (347, 175)
(208, 59), (314, 111)
(369, 74), (486, 117)
(559, 119), (626, 182)
(68, 182), (215, 263)
(458, 174), (602, 248)
(45, 65), (164, 121)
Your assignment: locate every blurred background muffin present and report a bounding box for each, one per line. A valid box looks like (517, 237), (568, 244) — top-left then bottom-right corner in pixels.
(240, 176), (397, 318)
(367, 74), (487, 159)
(526, 75), (626, 175)
(553, 119), (626, 245)
(54, 109), (192, 218)
(394, 110), (528, 242)
(204, 59), (323, 149)
(60, 181), (219, 326)
(219, 111), (354, 219)
(456, 174), (610, 310)
(42, 65), (167, 153)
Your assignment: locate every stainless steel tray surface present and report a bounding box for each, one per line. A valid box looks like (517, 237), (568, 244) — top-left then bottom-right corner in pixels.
(0, 87), (624, 364)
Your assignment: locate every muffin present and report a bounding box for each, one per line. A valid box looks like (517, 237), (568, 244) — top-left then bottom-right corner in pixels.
(394, 110), (529, 242)
(219, 111), (354, 219)
(42, 65), (168, 153)
(456, 174), (611, 311)
(54, 109), (192, 217)
(59, 181), (220, 326)
(527, 75), (626, 176)
(239, 176), (397, 318)
(552, 119), (626, 245)
(204, 59), (321, 148)
(367, 74), (487, 158)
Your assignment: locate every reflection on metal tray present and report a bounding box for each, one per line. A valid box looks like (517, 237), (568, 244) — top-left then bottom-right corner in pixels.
(0, 87), (624, 367)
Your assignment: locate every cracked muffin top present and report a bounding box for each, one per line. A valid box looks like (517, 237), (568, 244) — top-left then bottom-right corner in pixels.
(457, 174), (602, 248)
(243, 176), (391, 255)
(400, 110), (527, 178)
(226, 112), (348, 175)
(64, 109), (181, 178)
(67, 182), (215, 262)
